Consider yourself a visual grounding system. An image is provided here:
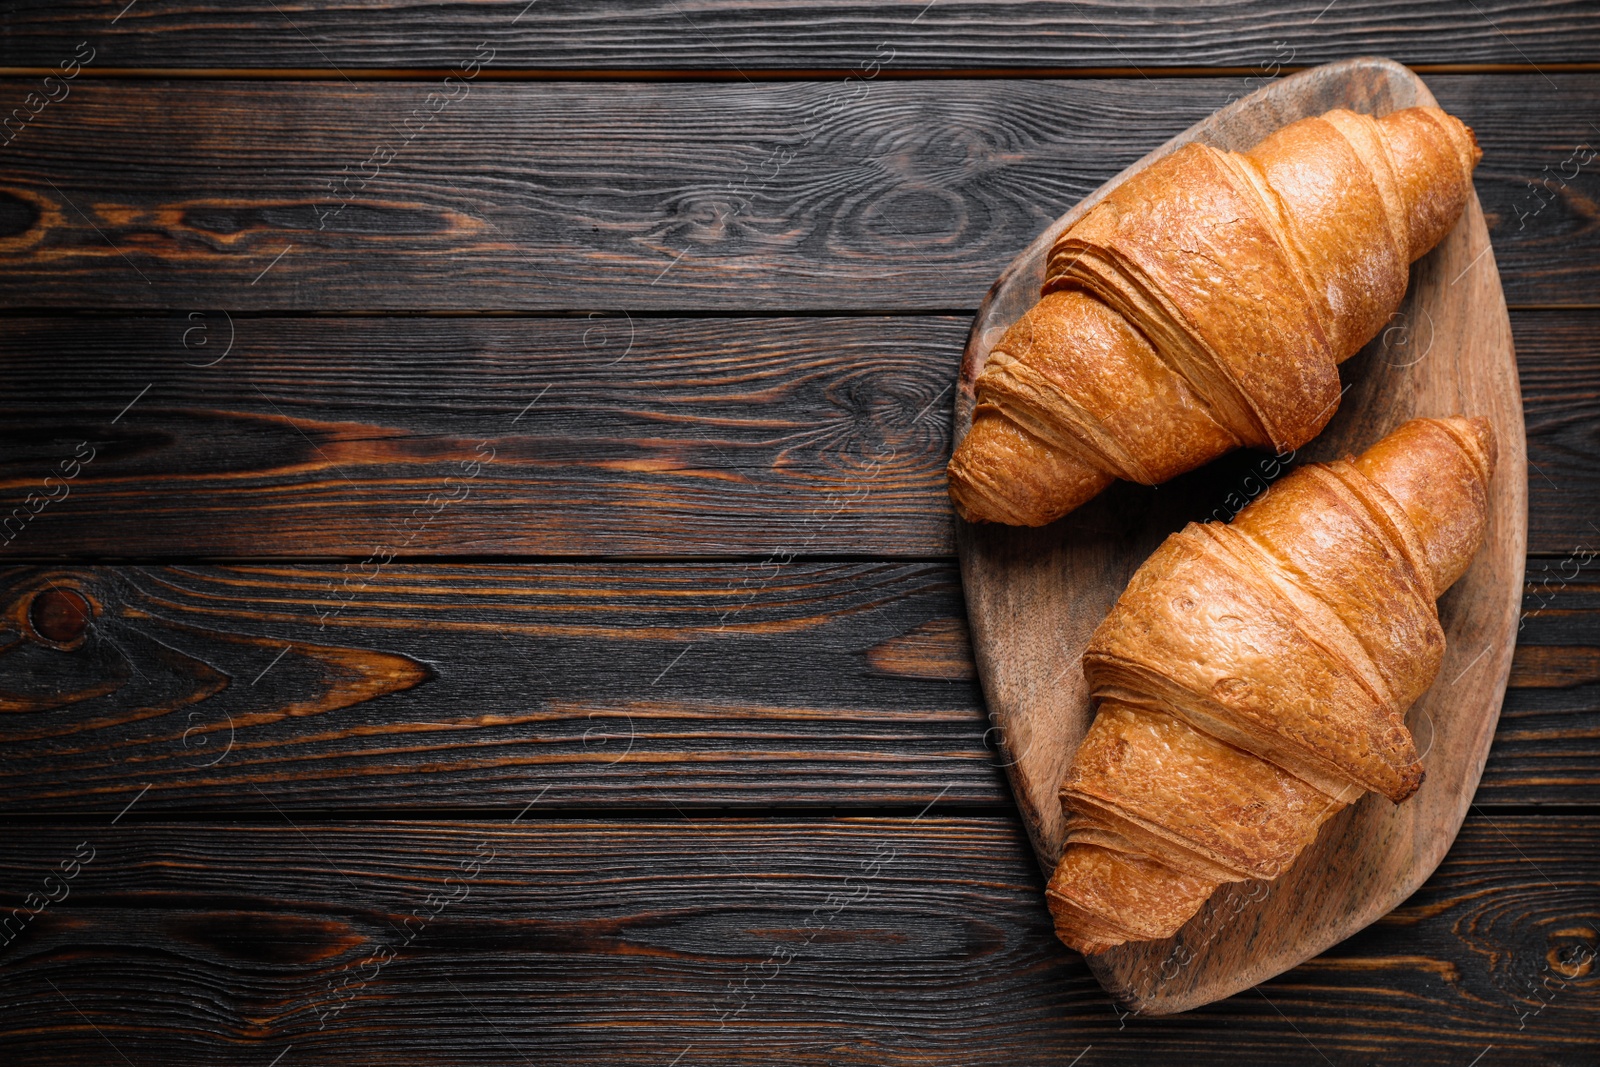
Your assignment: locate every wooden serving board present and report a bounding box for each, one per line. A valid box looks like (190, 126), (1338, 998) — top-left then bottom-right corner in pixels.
(954, 57), (1528, 1015)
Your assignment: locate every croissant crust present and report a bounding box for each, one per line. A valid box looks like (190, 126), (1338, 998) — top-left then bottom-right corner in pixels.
(1047, 416), (1497, 954)
(949, 106), (1481, 527)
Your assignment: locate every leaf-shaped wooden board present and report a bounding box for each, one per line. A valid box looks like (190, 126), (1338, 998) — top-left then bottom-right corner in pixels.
(954, 57), (1527, 1015)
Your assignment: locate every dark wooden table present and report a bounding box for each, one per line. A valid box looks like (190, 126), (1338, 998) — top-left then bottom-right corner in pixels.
(1, 4), (1596, 1064)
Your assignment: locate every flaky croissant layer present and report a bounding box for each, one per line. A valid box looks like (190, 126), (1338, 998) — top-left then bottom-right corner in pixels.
(1047, 416), (1496, 954)
(949, 106), (1481, 527)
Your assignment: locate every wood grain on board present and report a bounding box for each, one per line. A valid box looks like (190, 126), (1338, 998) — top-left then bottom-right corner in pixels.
(0, 77), (1593, 310)
(0, 817), (1593, 1065)
(955, 58), (1528, 1012)
(1, 1), (1596, 70)
(0, 561), (1592, 813)
(0, 310), (1592, 558)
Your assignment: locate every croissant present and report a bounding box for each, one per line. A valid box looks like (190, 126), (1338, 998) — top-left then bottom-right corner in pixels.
(948, 106), (1481, 526)
(1046, 416), (1496, 953)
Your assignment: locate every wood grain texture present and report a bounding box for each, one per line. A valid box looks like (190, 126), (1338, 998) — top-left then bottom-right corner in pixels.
(0, 5), (1588, 1057)
(0, 315), (959, 557)
(0, 76), (1593, 309)
(0, 816), (1593, 1065)
(0, 560), (1591, 813)
(956, 58), (1527, 1012)
(0, 310), (1592, 558)
(0, 561), (1000, 810)
(2, 2), (1597, 70)
(1497, 566), (1600, 805)
(1516, 309), (1600, 556)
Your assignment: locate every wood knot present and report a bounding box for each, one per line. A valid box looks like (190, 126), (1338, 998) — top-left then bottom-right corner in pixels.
(0, 190), (40, 239)
(28, 588), (93, 648)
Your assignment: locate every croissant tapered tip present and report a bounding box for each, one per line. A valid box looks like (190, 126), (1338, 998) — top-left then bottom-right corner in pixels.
(1451, 414), (1498, 479)
(948, 408), (1114, 526)
(1349, 416), (1496, 597)
(1462, 122), (1483, 167)
(1416, 414), (1498, 498)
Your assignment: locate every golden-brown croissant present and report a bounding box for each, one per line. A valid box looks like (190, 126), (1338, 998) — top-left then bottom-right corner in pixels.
(1047, 416), (1496, 953)
(948, 106), (1481, 526)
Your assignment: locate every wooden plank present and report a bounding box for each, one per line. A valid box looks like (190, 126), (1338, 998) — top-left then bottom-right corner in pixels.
(1517, 309), (1600, 559)
(0, 561), (1004, 810)
(0, 310), (1592, 557)
(0, 76), (1593, 310)
(1498, 564), (1600, 806)
(0, 816), (1593, 1064)
(2, 2), (1597, 70)
(0, 314), (961, 557)
(0, 560), (1591, 812)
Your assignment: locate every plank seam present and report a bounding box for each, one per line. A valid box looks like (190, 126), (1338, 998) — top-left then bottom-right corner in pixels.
(3, 63), (1599, 82)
